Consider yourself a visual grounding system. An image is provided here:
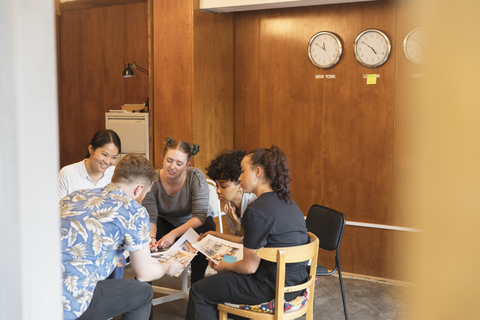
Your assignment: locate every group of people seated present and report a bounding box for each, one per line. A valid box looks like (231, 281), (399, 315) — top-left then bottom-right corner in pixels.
(59, 130), (309, 320)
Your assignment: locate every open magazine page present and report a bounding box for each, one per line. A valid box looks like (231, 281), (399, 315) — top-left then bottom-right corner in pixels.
(150, 228), (200, 277)
(169, 227), (200, 254)
(151, 249), (196, 277)
(193, 235), (243, 265)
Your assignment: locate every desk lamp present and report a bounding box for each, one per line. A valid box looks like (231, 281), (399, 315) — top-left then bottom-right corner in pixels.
(122, 62), (148, 77)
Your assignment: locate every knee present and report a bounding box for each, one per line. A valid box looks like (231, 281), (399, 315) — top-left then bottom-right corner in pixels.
(189, 281), (202, 302)
(138, 281), (154, 302)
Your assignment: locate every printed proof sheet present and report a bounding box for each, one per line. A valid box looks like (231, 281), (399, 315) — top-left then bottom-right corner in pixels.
(193, 235), (243, 265)
(150, 228), (199, 276)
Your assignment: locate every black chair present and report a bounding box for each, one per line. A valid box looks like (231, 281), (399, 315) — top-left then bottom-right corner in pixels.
(306, 204), (348, 320)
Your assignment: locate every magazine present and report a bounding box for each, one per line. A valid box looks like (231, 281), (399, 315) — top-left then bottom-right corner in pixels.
(150, 228), (200, 277)
(193, 235), (243, 265)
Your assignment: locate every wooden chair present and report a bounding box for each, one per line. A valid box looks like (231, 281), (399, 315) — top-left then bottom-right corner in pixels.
(218, 232), (319, 320)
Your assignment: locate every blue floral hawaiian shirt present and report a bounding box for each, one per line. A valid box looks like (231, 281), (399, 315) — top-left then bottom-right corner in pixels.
(60, 183), (151, 320)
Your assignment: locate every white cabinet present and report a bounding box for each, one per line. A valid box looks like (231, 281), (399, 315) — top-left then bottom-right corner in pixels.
(105, 112), (149, 160)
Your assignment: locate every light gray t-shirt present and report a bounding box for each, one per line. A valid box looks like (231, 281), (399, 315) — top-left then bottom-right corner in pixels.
(143, 167), (213, 227)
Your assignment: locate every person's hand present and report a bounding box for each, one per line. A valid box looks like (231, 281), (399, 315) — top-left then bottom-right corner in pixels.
(212, 260), (229, 274)
(158, 232), (176, 249)
(225, 202), (242, 232)
(166, 258), (184, 276)
(198, 231), (215, 242)
(207, 258), (215, 269)
(150, 237), (158, 253)
(117, 257), (124, 268)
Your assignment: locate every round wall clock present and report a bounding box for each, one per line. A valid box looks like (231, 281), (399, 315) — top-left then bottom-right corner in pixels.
(403, 27), (426, 65)
(308, 31), (342, 69)
(354, 28), (391, 68)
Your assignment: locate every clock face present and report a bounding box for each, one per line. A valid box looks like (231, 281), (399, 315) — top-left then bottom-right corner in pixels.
(404, 27), (426, 65)
(308, 31), (342, 69)
(354, 29), (391, 68)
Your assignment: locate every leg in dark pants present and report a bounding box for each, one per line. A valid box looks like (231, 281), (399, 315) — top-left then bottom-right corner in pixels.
(77, 279), (153, 320)
(149, 216), (216, 320)
(190, 216), (216, 284)
(185, 271), (275, 320)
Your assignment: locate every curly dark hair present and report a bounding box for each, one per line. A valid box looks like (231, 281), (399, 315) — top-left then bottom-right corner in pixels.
(247, 146), (292, 203)
(206, 150), (246, 183)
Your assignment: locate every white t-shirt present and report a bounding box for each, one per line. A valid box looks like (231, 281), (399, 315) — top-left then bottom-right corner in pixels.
(57, 159), (115, 200)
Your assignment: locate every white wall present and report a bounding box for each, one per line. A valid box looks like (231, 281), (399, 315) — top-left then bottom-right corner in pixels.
(0, 1), (61, 319)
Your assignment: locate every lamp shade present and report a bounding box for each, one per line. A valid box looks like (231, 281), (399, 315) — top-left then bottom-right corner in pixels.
(122, 63), (134, 78)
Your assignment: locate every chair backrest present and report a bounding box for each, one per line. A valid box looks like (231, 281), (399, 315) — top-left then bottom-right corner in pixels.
(206, 179), (223, 232)
(305, 204), (346, 252)
(256, 232), (319, 319)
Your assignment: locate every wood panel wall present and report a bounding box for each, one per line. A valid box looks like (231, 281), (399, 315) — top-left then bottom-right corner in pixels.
(233, 0), (413, 279)
(57, 0), (419, 280)
(58, 2), (148, 168)
(152, 0), (233, 170)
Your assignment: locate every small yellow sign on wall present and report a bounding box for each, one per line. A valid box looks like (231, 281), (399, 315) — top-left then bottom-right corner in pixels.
(367, 74), (377, 85)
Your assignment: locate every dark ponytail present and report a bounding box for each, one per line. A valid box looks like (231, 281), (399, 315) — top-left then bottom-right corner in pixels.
(247, 145), (292, 203)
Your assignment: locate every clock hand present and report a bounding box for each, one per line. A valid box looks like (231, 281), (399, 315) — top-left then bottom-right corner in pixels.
(362, 41), (377, 54)
(412, 37), (422, 46)
(412, 38), (424, 54)
(322, 43), (331, 59)
(315, 43), (326, 51)
(315, 42), (331, 60)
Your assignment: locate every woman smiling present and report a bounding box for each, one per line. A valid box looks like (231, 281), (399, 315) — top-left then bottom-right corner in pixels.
(142, 136), (215, 284)
(58, 129), (121, 201)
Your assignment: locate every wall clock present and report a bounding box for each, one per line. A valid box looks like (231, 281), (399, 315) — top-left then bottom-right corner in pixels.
(403, 27), (426, 65)
(354, 28), (391, 68)
(308, 31), (342, 69)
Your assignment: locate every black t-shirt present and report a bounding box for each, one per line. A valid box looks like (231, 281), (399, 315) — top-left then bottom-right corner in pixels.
(242, 192), (308, 297)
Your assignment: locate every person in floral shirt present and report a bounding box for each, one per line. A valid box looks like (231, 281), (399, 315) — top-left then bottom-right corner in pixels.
(60, 153), (183, 320)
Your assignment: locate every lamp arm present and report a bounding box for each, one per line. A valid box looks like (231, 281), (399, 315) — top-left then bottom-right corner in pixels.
(130, 62), (149, 75)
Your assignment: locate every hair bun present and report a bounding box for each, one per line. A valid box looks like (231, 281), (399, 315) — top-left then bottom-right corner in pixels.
(164, 136), (173, 146)
(190, 144), (200, 156)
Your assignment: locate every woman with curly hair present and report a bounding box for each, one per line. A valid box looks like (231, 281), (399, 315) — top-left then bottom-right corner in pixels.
(206, 150), (256, 238)
(186, 146), (309, 320)
(142, 137), (215, 284)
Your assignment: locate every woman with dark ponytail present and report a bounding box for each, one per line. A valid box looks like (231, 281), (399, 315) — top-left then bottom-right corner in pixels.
(142, 137), (215, 284)
(186, 145), (309, 320)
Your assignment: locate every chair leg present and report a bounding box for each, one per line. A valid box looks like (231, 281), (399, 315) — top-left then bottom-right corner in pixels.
(306, 299), (314, 320)
(336, 256), (348, 320)
(218, 309), (228, 320)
